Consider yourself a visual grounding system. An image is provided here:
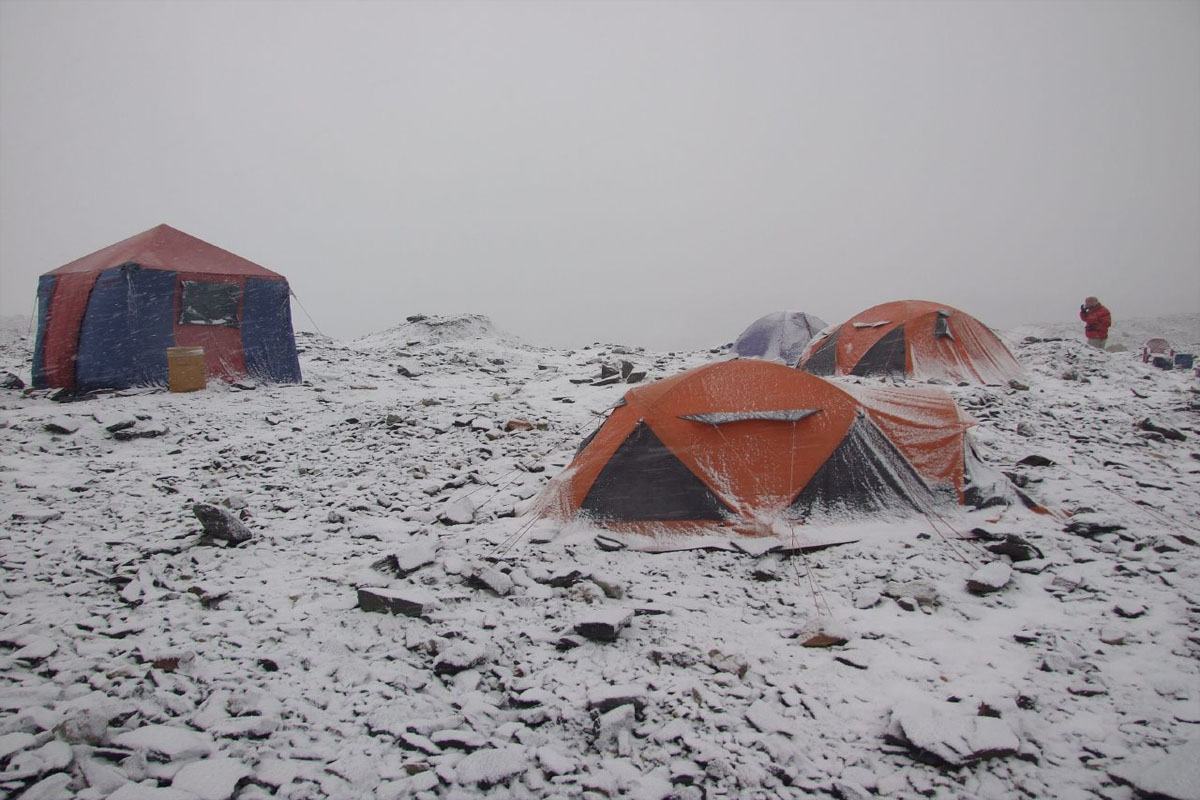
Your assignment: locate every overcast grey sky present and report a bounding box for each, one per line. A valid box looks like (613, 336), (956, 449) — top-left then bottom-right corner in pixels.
(1, 0), (1197, 350)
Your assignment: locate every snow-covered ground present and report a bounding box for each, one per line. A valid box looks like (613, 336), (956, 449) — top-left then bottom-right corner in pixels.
(1, 312), (1198, 800)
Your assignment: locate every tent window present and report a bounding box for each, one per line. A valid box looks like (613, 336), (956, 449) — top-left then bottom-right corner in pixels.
(179, 281), (241, 327)
(934, 313), (953, 339)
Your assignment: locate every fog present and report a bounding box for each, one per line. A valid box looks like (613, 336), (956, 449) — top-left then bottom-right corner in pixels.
(1, 0), (1197, 350)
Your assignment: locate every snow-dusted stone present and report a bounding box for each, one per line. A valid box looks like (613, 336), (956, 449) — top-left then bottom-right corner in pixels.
(92, 412), (136, 432)
(706, 649), (750, 677)
(1, 371), (25, 390)
(9, 508), (62, 524)
(112, 421), (169, 441)
(540, 569), (584, 588)
(111, 725), (215, 761)
(433, 642), (488, 675)
(373, 543), (438, 577)
(171, 757), (252, 800)
(885, 698), (1020, 767)
(588, 573), (624, 599)
(586, 684), (646, 715)
(107, 781), (192, 799)
(1110, 742), (1200, 800)
(1063, 514), (1125, 537)
(0, 731), (37, 761)
(43, 416), (80, 434)
(469, 416), (495, 432)
(751, 556), (782, 581)
(430, 729), (487, 751)
(982, 534), (1044, 562)
(13, 772), (72, 800)
(512, 688), (554, 708)
(573, 607), (633, 642)
(967, 562), (1013, 595)
(396, 359), (423, 378)
(357, 586), (436, 619)
(853, 590), (882, 609)
(454, 745), (528, 788)
(438, 495), (479, 526)
(468, 566), (513, 596)
(1113, 601), (1147, 619)
(884, 580), (940, 610)
(56, 701), (118, 745)
(745, 701), (795, 737)
(192, 503), (252, 545)
(12, 637), (57, 664)
(4, 740), (74, 780)
(595, 704), (636, 754)
(1099, 627), (1128, 646)
(536, 746), (575, 776)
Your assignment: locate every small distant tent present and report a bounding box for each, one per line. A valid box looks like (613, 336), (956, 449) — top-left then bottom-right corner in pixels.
(32, 225), (302, 393)
(732, 311), (828, 364)
(534, 359), (1005, 551)
(797, 300), (1022, 385)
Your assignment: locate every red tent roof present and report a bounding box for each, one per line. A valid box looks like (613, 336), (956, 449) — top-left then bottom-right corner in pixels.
(46, 224), (283, 279)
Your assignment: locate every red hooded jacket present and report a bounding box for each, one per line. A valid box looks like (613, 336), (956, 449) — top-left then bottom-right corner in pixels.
(1080, 303), (1112, 340)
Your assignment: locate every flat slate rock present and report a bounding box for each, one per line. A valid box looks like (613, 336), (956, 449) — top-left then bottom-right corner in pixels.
(886, 698), (1019, 767)
(357, 586), (436, 618)
(1110, 743), (1200, 800)
(574, 608), (634, 642)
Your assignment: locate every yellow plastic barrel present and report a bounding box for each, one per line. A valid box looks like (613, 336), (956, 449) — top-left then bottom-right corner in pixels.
(167, 347), (206, 392)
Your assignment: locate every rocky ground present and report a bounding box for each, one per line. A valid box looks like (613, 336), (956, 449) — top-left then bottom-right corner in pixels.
(0, 312), (1198, 800)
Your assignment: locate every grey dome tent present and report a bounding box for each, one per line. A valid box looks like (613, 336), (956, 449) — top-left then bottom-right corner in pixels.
(733, 311), (828, 364)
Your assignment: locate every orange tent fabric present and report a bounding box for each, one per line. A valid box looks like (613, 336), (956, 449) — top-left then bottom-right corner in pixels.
(797, 300), (1023, 385)
(536, 360), (976, 548)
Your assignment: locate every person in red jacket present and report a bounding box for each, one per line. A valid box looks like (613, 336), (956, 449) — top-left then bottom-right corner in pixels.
(1080, 296), (1112, 349)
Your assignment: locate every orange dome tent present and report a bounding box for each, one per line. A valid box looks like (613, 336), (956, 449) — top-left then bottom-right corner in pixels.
(796, 300), (1022, 385)
(534, 360), (1003, 551)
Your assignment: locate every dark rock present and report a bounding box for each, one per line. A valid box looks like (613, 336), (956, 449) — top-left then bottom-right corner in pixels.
(192, 503), (252, 544)
(573, 608), (633, 642)
(1063, 519), (1125, 537)
(598, 364), (618, 379)
(44, 417), (80, 434)
(542, 569), (584, 588)
(625, 371), (646, 384)
(113, 422), (169, 441)
(1137, 418), (1186, 441)
(984, 534), (1044, 562)
(619, 361), (634, 379)
(1008, 379), (1030, 391)
(1017, 455), (1056, 467)
(801, 633), (848, 648)
(590, 376), (622, 387)
(357, 587), (435, 618)
(555, 636), (583, 651)
(1, 372), (25, 390)
(594, 535), (625, 552)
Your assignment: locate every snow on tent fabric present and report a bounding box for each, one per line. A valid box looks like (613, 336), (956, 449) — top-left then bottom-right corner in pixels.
(31, 225), (302, 393)
(797, 300), (1023, 385)
(732, 311), (828, 364)
(534, 360), (1000, 551)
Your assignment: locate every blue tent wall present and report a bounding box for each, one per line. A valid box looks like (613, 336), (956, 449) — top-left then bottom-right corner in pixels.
(75, 265), (177, 392)
(241, 278), (302, 383)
